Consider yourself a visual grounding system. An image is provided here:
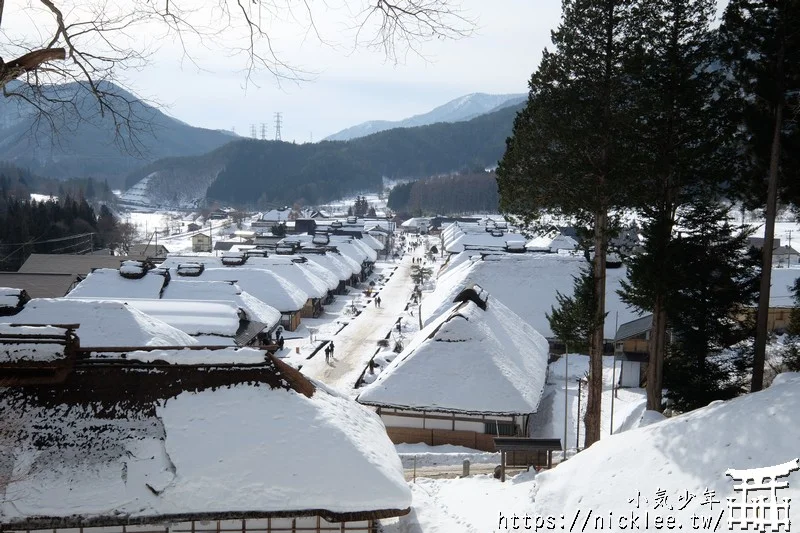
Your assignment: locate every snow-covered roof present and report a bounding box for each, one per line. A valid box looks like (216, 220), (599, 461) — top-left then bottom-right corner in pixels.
(358, 289), (550, 415)
(0, 359), (411, 527)
(303, 253), (354, 281)
(67, 268), (168, 299)
(162, 280), (281, 328)
(8, 299), (197, 348)
(0, 287), (26, 309)
(104, 299), (242, 337)
(526, 233), (579, 252)
(360, 234), (385, 251)
(259, 208), (292, 222)
(200, 268), (308, 312)
(770, 267), (800, 307)
(533, 372), (800, 527)
(424, 253), (642, 339)
(246, 258), (330, 298)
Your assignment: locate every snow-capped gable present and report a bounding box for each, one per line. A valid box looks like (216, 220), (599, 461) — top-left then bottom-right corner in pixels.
(246, 258), (330, 298)
(304, 253), (353, 282)
(9, 299), (197, 347)
(118, 299), (241, 337)
(360, 234), (385, 251)
(67, 268), (168, 299)
(358, 291), (549, 415)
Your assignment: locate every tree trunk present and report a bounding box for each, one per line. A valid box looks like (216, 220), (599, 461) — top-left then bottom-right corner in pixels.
(647, 298), (668, 410)
(584, 208), (607, 447)
(752, 43), (785, 392)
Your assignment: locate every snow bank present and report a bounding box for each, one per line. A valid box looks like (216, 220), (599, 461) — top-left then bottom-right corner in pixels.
(533, 373), (800, 532)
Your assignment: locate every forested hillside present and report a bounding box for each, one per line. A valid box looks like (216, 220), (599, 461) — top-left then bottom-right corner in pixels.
(387, 172), (500, 215)
(123, 102), (523, 208)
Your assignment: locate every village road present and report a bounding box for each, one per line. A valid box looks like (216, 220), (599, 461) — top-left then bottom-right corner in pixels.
(302, 251), (417, 398)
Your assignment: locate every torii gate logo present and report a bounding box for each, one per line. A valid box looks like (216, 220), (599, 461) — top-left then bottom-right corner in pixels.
(726, 459), (799, 532)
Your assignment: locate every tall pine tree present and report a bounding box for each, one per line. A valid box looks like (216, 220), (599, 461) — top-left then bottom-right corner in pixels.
(619, 0), (727, 411)
(497, 0), (640, 446)
(657, 200), (759, 412)
(718, 0), (800, 391)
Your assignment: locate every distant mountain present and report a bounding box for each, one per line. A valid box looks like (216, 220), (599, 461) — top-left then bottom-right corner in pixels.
(323, 92), (526, 141)
(122, 101), (525, 208)
(0, 81), (237, 186)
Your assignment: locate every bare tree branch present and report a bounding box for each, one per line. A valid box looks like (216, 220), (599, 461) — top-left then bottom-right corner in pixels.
(0, 0), (475, 151)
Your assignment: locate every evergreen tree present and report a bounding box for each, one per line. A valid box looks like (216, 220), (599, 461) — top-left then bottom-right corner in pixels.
(718, 0), (800, 391)
(619, 0), (725, 411)
(497, 0), (640, 446)
(653, 200), (759, 412)
(547, 264), (604, 353)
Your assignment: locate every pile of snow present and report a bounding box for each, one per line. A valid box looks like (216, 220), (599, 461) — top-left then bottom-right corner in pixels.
(533, 373), (800, 530)
(67, 268), (168, 299)
(8, 299), (197, 347)
(394, 443), (500, 468)
(358, 292), (550, 415)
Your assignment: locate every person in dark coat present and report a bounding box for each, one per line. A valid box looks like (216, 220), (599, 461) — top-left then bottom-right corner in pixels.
(329, 342), (335, 360)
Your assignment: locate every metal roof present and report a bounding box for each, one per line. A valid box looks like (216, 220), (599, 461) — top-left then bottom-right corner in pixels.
(614, 314), (653, 341)
(0, 272), (80, 299)
(18, 254), (134, 276)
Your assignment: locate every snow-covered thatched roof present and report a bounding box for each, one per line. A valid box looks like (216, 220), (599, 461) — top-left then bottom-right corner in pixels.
(200, 268), (308, 312)
(0, 356), (411, 528)
(425, 252), (643, 339)
(9, 299), (197, 348)
(162, 280), (281, 328)
(93, 299), (242, 338)
(67, 268), (168, 299)
(357, 287), (550, 415)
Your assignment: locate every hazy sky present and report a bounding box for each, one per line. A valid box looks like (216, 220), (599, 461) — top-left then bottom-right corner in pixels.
(6, 1), (729, 143)
(122, 0), (563, 142)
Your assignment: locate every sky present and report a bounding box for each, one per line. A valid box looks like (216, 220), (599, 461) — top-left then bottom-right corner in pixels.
(119, 0), (562, 142)
(5, 0), (730, 143)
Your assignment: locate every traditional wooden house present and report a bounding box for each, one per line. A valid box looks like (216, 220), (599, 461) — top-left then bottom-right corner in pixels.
(192, 232), (212, 253)
(0, 350), (410, 533)
(357, 285), (550, 452)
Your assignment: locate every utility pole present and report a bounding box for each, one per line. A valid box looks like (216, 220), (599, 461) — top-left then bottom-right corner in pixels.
(274, 112), (282, 141)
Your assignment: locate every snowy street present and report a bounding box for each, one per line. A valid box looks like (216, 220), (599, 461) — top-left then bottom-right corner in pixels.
(302, 253), (418, 397)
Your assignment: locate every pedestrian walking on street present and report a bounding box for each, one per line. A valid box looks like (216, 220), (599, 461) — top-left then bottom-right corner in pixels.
(325, 343), (331, 363)
(376, 296), (382, 308)
(329, 342), (335, 360)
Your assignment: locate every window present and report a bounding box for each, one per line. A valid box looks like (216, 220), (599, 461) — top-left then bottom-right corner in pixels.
(486, 421), (518, 436)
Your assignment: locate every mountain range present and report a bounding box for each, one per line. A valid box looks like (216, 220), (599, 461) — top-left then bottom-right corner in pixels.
(0, 81), (237, 187)
(323, 93), (526, 141)
(121, 101), (524, 208)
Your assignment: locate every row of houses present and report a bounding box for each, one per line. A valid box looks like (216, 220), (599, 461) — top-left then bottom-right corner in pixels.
(0, 220), (407, 533)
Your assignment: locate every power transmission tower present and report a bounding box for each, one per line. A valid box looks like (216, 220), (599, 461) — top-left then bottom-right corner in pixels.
(274, 112), (282, 141)
(250, 124), (257, 138)
(261, 123), (267, 140)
